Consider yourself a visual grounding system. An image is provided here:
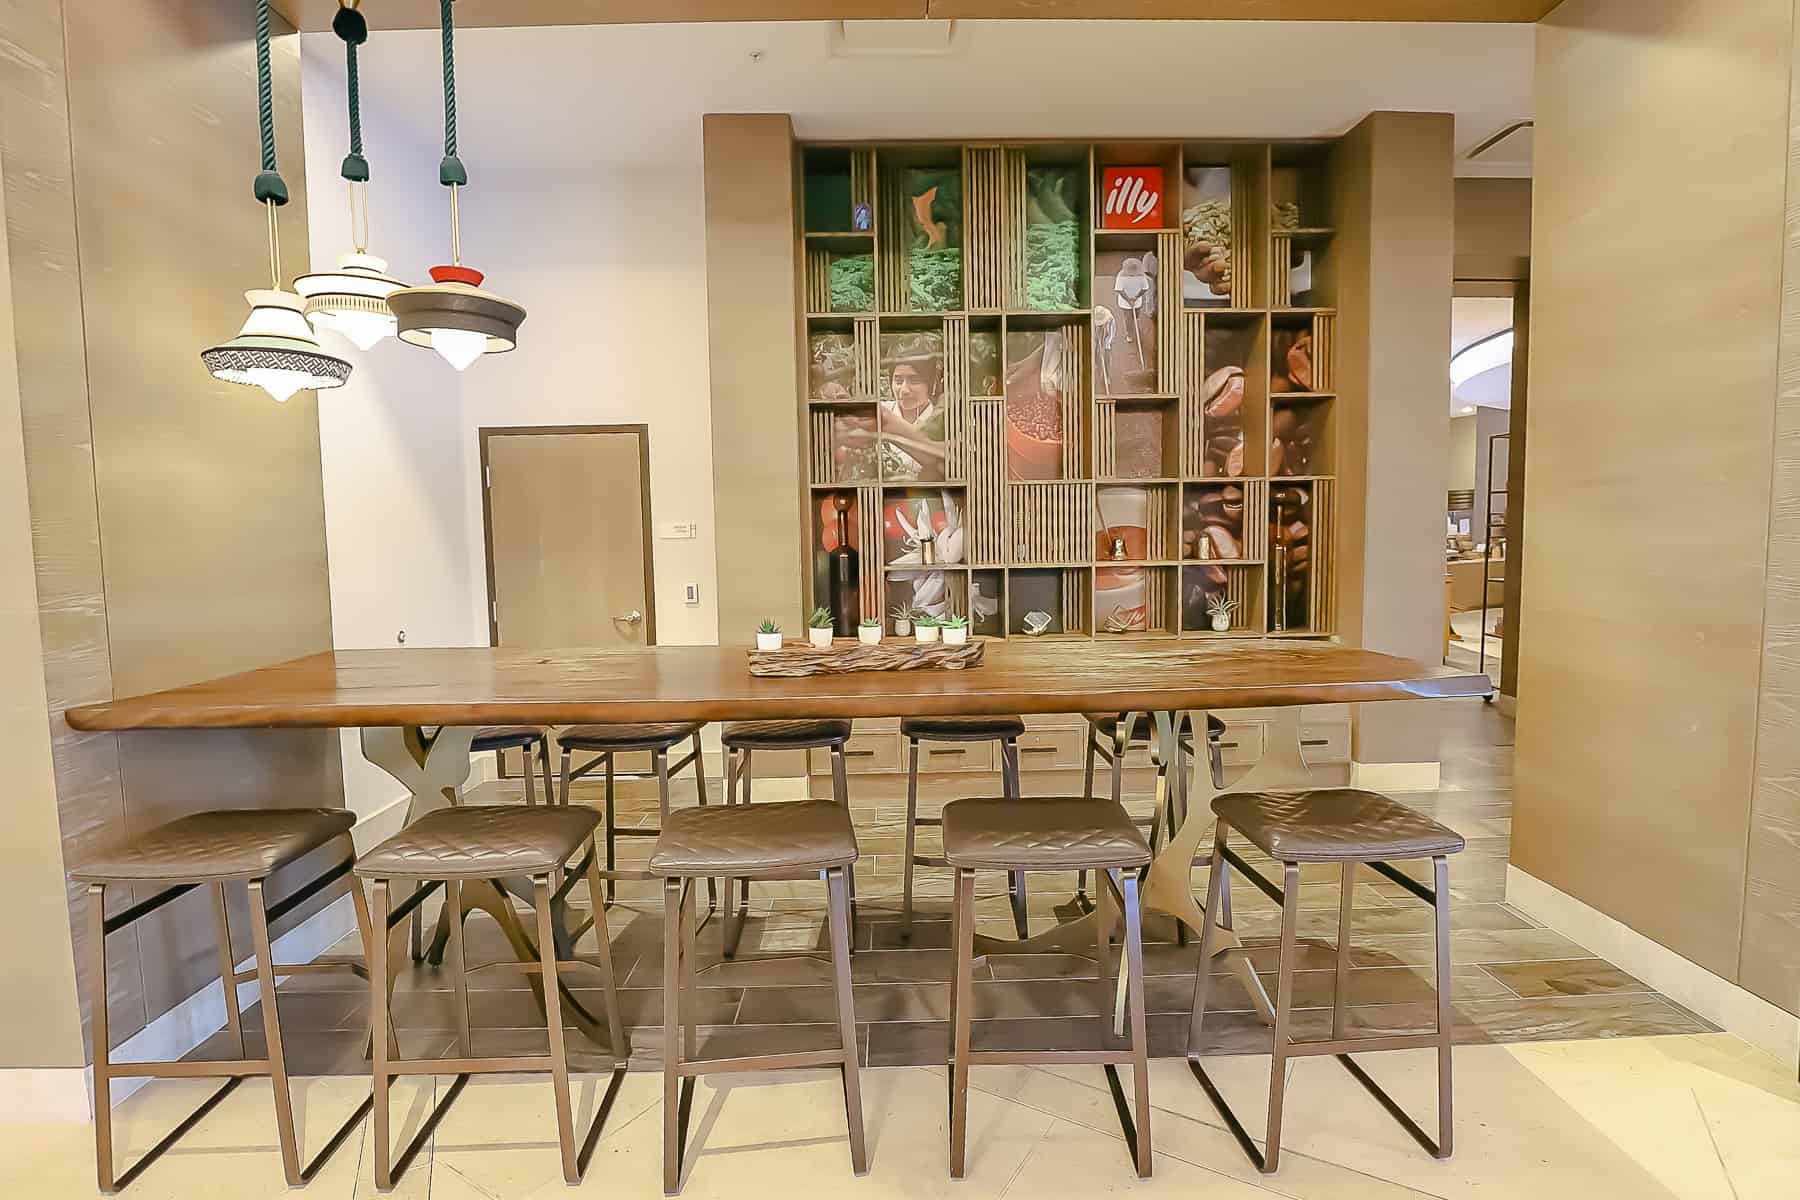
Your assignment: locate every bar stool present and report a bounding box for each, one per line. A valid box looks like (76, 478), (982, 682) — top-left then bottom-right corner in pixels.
(356, 805), (627, 1190)
(942, 796), (1154, 1179)
(899, 714), (1030, 936)
(650, 800), (866, 1194)
(472, 725), (552, 804)
(556, 722), (707, 904)
(1187, 787), (1465, 1173)
(74, 809), (375, 1192)
(718, 718), (854, 957)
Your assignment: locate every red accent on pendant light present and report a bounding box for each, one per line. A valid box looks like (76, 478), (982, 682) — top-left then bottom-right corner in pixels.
(429, 264), (485, 287)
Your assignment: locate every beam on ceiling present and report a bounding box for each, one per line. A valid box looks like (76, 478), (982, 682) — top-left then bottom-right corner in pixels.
(270, 1), (1558, 34)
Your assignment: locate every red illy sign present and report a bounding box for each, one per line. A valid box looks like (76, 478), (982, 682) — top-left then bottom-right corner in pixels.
(1100, 167), (1164, 229)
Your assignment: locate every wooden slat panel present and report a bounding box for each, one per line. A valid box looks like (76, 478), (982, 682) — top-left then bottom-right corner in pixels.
(857, 484), (883, 622)
(1181, 311), (1207, 476)
(1009, 481), (1091, 565)
(1004, 149), (1028, 309)
(810, 410), (833, 483)
(1311, 477), (1336, 632)
(943, 315), (970, 481)
(1313, 311), (1336, 392)
(968, 398), (1008, 564)
(1094, 398), (1117, 478)
(1157, 230), (1183, 392)
(878, 157), (910, 313)
(964, 146), (1007, 311)
(805, 245), (832, 313)
(853, 315), (880, 396)
(1058, 320), (1087, 478)
(1272, 232), (1294, 307)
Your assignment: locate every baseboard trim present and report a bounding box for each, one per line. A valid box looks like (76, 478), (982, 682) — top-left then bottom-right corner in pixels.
(1493, 693), (1517, 719)
(1348, 760), (1441, 792)
(1506, 866), (1800, 1066)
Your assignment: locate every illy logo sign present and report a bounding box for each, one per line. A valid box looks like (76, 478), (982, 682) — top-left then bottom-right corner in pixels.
(1101, 167), (1164, 228)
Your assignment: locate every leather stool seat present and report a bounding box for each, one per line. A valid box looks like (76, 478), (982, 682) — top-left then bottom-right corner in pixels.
(650, 800), (857, 878)
(721, 718), (852, 747)
(356, 806), (600, 880)
(471, 725), (546, 752)
(74, 809), (354, 884)
(942, 796), (1151, 872)
(901, 714), (1025, 740)
(558, 721), (702, 751)
(1213, 788), (1466, 863)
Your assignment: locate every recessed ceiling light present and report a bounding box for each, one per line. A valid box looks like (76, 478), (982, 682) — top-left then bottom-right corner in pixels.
(1460, 406), (1475, 415)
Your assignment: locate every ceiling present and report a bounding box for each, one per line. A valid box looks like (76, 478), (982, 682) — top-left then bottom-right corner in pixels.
(277, 2), (1561, 33)
(1451, 296), (1514, 414)
(302, 19), (1533, 170)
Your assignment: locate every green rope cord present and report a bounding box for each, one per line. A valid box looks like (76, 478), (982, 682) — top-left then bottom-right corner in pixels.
(438, 0), (465, 187)
(252, 0), (288, 204)
(334, 3), (369, 181)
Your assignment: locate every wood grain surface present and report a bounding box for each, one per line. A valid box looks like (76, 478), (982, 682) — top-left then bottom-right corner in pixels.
(67, 642), (1486, 731)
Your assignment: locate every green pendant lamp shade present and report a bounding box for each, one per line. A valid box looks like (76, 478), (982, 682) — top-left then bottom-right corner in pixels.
(293, 0), (409, 351)
(388, 0), (525, 371)
(202, 0), (352, 402)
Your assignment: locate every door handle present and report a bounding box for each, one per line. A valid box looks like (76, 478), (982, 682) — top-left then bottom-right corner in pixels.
(614, 609), (643, 625)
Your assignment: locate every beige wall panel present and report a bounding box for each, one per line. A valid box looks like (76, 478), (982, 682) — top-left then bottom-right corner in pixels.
(0, 128), (86, 1069)
(1453, 177), (1531, 282)
(1, 0), (341, 1061)
(705, 114), (806, 643)
(1323, 112), (1456, 765)
(1515, 0), (1790, 980)
(1742, 0), (1800, 1015)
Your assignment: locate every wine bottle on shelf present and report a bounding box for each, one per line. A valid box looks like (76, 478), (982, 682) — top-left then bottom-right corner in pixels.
(828, 495), (860, 636)
(1270, 514), (1290, 633)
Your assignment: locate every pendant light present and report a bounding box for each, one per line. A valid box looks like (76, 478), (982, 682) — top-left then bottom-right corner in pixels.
(201, 0), (352, 403)
(294, 0), (409, 351)
(388, 0), (525, 370)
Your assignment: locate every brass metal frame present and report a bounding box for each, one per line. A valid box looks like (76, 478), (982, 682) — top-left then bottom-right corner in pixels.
(86, 844), (376, 1193)
(950, 865), (1151, 1179)
(661, 868), (867, 1194)
(1186, 827), (1455, 1173)
(558, 728), (710, 907)
(720, 732), (857, 960)
(901, 726), (1027, 936)
(365, 835), (628, 1191)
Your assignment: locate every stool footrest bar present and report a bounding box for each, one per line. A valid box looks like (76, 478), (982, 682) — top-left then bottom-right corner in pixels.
(676, 1047), (849, 1076)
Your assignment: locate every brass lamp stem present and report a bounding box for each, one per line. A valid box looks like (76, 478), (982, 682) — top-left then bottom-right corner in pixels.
(448, 183), (461, 266)
(265, 199), (281, 287)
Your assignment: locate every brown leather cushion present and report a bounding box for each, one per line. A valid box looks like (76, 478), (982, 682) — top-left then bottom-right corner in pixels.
(356, 805), (600, 880)
(720, 719), (852, 748)
(648, 801), (857, 878)
(1085, 712), (1225, 741)
(470, 725), (546, 752)
(1212, 789), (1466, 863)
(558, 722), (703, 751)
(941, 797), (1151, 871)
(73, 809), (354, 884)
(901, 715), (1025, 741)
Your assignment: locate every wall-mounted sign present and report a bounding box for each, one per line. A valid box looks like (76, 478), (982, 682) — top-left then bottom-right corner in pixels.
(1100, 167), (1164, 229)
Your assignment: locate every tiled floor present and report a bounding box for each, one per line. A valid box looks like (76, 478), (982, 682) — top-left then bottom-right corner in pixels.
(13, 1033), (1798, 1197)
(23, 702), (1798, 1197)
(198, 701), (1712, 1077)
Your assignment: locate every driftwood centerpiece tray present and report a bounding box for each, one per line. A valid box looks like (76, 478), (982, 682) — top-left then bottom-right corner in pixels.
(748, 637), (985, 677)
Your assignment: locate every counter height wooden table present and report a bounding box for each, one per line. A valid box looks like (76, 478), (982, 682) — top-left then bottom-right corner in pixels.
(68, 641), (1487, 1051)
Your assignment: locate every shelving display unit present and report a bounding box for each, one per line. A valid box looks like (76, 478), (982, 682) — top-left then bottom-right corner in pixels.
(797, 139), (1341, 640)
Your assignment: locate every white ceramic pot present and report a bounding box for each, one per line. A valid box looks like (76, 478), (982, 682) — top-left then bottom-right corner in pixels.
(942, 625), (968, 646)
(1210, 612), (1231, 632)
(808, 626), (834, 649)
(755, 631), (782, 651)
(893, 618), (911, 636)
(915, 624), (940, 644)
(858, 625), (882, 645)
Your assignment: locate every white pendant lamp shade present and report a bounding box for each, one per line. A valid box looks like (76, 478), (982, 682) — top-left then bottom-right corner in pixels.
(201, 289), (353, 403)
(389, 265), (525, 372)
(294, 251), (407, 350)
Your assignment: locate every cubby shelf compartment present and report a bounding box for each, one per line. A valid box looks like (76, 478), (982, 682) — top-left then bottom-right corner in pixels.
(1268, 478), (1337, 635)
(1009, 480), (1093, 566)
(1096, 564), (1178, 636)
(1095, 482), (1178, 563)
(1183, 478), (1268, 565)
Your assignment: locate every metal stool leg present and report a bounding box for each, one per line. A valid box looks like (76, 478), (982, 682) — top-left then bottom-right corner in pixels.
(446, 879), (472, 1055)
(689, 732), (719, 916)
(539, 736), (555, 802)
(662, 877), (690, 1193)
(1333, 862), (1355, 1039)
(721, 751), (746, 960)
(902, 736), (921, 929)
(1119, 871), (1152, 1177)
(830, 744), (857, 933)
(1078, 730), (1098, 902)
(522, 740), (538, 805)
(604, 752), (619, 904)
(371, 881), (394, 1191)
(213, 883), (245, 1057)
(534, 875), (580, 1184)
(1433, 854), (1454, 1157)
(247, 879), (302, 1186)
(559, 746), (575, 807)
(826, 866), (869, 1174)
(1187, 825), (1229, 1051)
(948, 867), (976, 1179)
(1263, 862), (1302, 1174)
(90, 884), (116, 1193)
(1002, 738), (1028, 938)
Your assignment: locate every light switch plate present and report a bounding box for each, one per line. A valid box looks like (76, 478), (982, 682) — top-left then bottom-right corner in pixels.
(658, 520), (698, 540)
(684, 583), (700, 607)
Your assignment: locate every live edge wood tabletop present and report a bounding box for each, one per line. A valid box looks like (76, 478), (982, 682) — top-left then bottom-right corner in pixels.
(64, 641), (1488, 731)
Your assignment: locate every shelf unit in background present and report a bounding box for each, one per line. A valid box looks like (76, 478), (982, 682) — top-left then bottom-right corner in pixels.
(797, 138), (1342, 641)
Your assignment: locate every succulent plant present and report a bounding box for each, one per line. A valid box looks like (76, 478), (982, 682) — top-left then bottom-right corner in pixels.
(911, 614), (939, 628)
(808, 606), (834, 629)
(1206, 593), (1239, 618)
(889, 604), (913, 621)
(758, 619), (780, 634)
(860, 616), (881, 628)
(942, 614), (968, 629)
